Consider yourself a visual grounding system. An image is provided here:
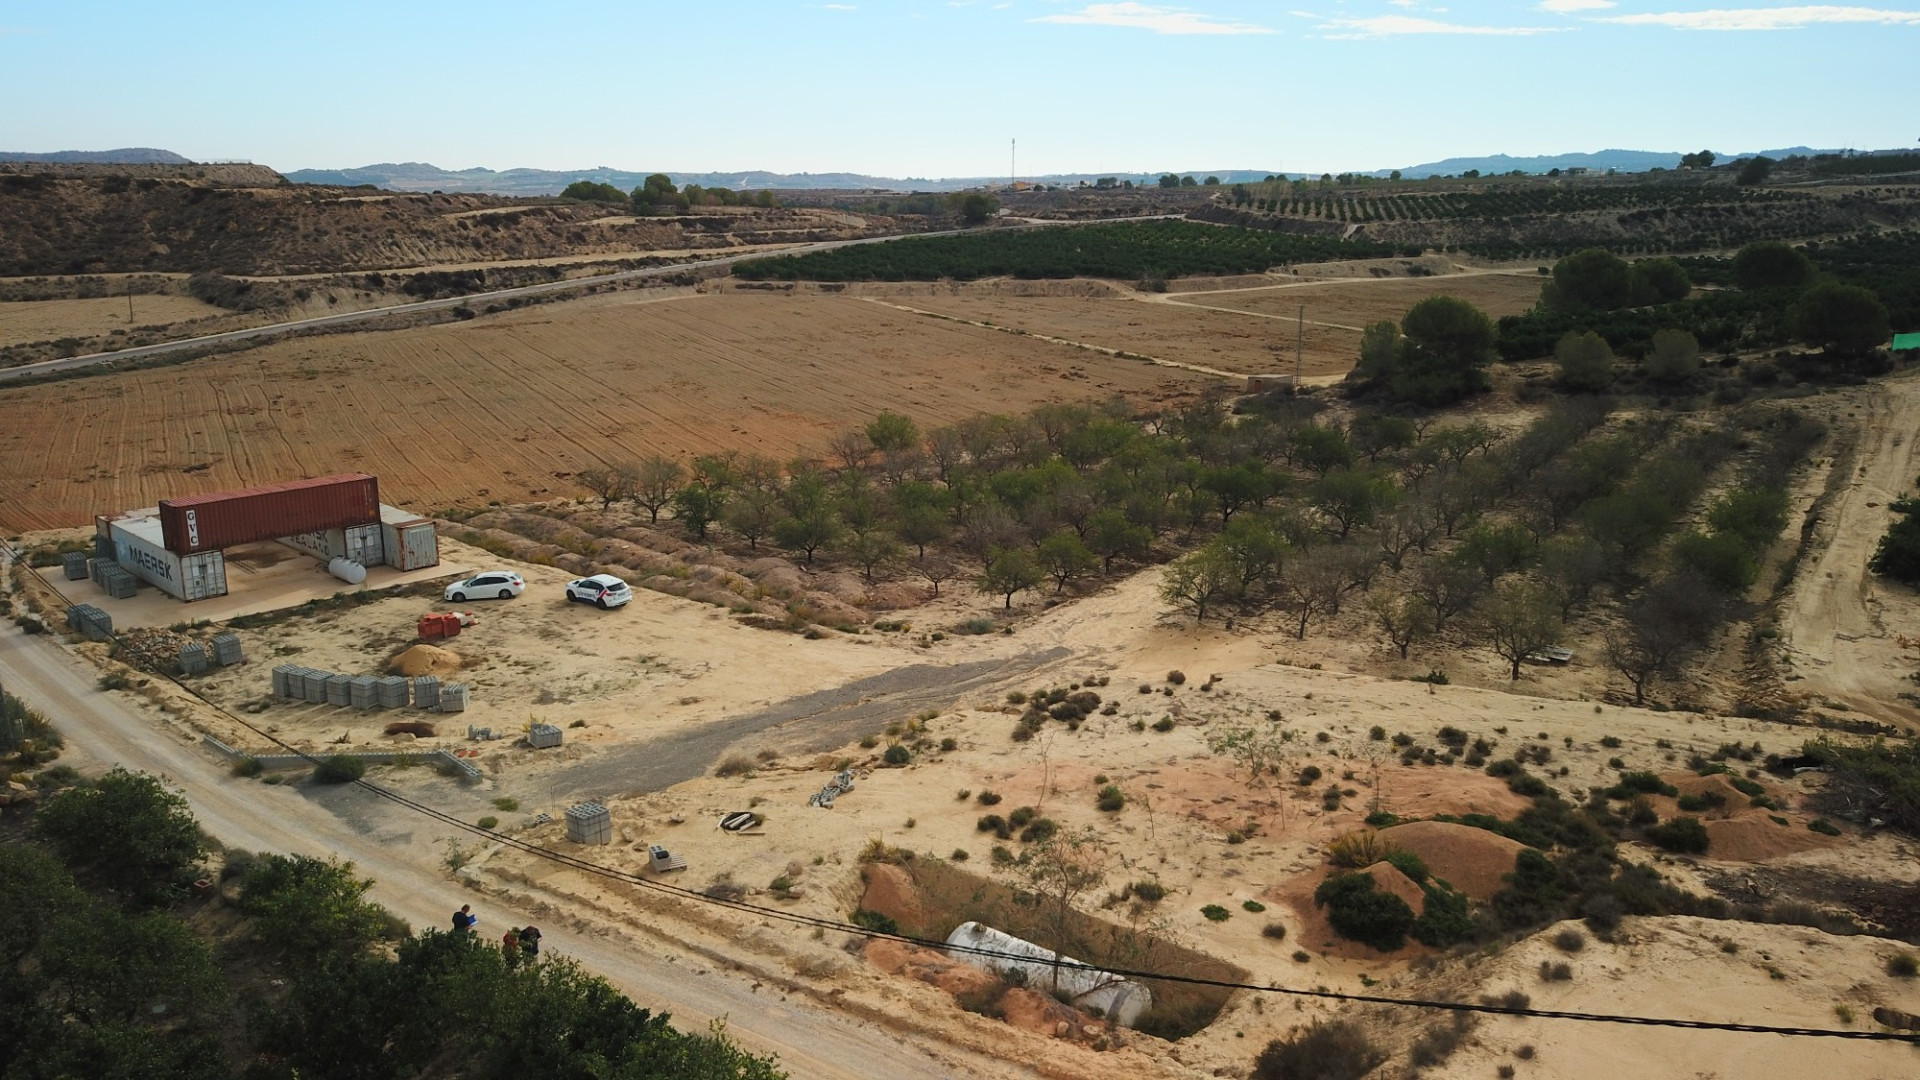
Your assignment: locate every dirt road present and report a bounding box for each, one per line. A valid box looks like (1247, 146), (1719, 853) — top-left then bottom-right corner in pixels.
(0, 617), (1024, 1078)
(1779, 371), (1920, 725)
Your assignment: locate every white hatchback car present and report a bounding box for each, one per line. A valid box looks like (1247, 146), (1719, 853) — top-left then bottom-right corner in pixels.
(565, 574), (633, 609)
(444, 571), (525, 602)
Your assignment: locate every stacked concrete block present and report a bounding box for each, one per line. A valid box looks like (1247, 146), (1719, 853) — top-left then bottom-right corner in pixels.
(376, 677), (410, 709)
(65, 604), (113, 641)
(94, 562), (138, 599)
(271, 664), (298, 698)
(325, 674), (353, 707)
(410, 676), (440, 710)
(528, 723), (563, 749)
(178, 642), (209, 676)
(93, 534), (115, 560)
(349, 676), (378, 710)
(438, 683), (469, 713)
(302, 669), (330, 703)
(61, 551), (88, 580)
(210, 633), (243, 666)
(565, 802), (612, 845)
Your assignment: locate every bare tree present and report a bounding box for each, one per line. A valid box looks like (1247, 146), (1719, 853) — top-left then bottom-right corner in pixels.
(1159, 548), (1236, 624)
(1280, 547), (1348, 639)
(917, 555), (958, 597)
(924, 425), (968, 487)
(1604, 573), (1724, 704)
(1478, 581), (1564, 680)
(1411, 557), (1485, 632)
(827, 428), (872, 472)
(1369, 591), (1436, 659)
(630, 455), (685, 523)
(576, 464), (636, 510)
(1010, 827), (1112, 986)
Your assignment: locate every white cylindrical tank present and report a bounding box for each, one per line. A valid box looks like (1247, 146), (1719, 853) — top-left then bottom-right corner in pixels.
(327, 558), (367, 585)
(944, 921), (1153, 1027)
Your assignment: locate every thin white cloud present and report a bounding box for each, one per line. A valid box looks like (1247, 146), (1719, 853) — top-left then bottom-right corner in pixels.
(1031, 3), (1276, 35)
(1604, 5), (1920, 30)
(822, 3), (856, 9)
(1537, 0), (1613, 12)
(1309, 13), (1562, 37)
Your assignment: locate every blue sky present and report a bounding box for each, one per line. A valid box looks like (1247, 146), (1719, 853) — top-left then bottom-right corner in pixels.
(2, 1), (1915, 177)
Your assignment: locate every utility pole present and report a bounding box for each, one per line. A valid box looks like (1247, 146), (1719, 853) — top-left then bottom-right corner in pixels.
(1010, 138), (1016, 189)
(127, 279), (135, 324)
(1294, 303), (1305, 392)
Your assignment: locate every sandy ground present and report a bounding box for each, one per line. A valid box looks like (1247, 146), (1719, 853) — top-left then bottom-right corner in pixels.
(444, 565), (1920, 1078)
(1778, 370), (1920, 726)
(0, 288), (1212, 532)
(0, 294), (230, 346)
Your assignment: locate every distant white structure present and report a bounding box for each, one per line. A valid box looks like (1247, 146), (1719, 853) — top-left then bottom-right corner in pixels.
(944, 921), (1153, 1027)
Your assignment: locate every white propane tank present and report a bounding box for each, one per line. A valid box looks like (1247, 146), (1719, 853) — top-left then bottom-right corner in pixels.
(327, 558), (368, 585)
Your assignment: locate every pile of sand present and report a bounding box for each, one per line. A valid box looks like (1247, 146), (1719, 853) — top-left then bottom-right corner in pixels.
(1379, 820), (1527, 900)
(387, 644), (463, 678)
(1648, 772), (1842, 862)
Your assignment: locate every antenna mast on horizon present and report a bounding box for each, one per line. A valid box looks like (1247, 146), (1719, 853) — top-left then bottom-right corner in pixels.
(1011, 138), (1016, 189)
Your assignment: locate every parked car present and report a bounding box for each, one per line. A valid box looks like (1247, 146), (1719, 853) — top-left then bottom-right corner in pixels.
(565, 573), (633, 609)
(444, 571), (525, 602)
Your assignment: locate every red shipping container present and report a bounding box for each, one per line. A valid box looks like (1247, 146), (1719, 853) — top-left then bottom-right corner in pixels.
(159, 474), (380, 555)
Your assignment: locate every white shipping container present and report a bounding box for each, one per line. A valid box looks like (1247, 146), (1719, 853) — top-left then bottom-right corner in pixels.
(379, 505), (440, 571)
(280, 527), (347, 563)
(345, 522), (384, 567)
(107, 515), (228, 602)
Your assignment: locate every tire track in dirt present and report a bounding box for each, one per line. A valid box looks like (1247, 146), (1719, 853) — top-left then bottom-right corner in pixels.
(1779, 373), (1920, 724)
(854, 296), (1242, 382)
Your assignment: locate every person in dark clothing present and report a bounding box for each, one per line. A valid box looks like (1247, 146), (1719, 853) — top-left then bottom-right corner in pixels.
(452, 904), (477, 933)
(502, 927), (522, 968)
(517, 925), (541, 958)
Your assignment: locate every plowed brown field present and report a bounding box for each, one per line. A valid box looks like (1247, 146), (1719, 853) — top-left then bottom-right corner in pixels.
(875, 270), (1544, 379)
(0, 290), (1213, 530)
(0, 295), (229, 347)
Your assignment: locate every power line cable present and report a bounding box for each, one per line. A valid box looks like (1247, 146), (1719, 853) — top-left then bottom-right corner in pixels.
(7, 541), (1916, 1044)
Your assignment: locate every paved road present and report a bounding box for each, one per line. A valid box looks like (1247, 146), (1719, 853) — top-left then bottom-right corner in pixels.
(0, 215), (1181, 385)
(0, 600), (1018, 1078)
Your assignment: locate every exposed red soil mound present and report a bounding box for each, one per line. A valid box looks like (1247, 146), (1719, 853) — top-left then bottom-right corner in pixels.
(1378, 820), (1527, 900)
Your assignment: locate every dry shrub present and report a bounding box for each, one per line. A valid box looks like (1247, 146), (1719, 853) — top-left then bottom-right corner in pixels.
(1326, 830), (1397, 869)
(714, 755), (755, 778)
(1252, 1020), (1385, 1080)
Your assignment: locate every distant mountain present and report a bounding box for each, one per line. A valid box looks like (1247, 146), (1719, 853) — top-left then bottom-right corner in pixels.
(1381, 147), (1833, 179)
(281, 162), (1291, 195)
(0, 147), (194, 165)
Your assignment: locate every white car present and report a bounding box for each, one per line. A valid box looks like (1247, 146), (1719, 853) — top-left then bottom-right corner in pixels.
(565, 574), (633, 609)
(444, 571), (525, 602)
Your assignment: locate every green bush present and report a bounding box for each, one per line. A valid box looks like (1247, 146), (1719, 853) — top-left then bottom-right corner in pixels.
(1096, 784), (1126, 812)
(313, 755), (367, 784)
(1132, 880), (1167, 902)
(1201, 904), (1231, 922)
(1808, 818), (1842, 836)
(1888, 952), (1918, 978)
(1646, 816), (1710, 854)
(232, 756), (264, 778)
(1243, 899), (1267, 913)
(1314, 872), (1416, 951)
(976, 790), (1002, 806)
(1677, 790), (1727, 813)
(1151, 717), (1175, 732)
(850, 908), (899, 935)
(882, 744), (911, 766)
(477, 816), (499, 830)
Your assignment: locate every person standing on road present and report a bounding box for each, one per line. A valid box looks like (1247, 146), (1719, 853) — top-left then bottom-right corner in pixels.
(452, 904), (477, 934)
(517, 924), (541, 959)
(502, 927), (522, 969)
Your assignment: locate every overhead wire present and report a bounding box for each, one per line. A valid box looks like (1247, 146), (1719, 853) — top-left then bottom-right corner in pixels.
(7, 540), (1916, 1044)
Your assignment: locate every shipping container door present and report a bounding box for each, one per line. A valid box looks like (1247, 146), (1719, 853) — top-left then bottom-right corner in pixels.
(345, 524), (383, 567)
(184, 552), (228, 602)
(401, 523), (439, 570)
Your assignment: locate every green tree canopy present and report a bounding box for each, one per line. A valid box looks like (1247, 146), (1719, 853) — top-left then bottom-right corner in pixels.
(1736, 155), (1775, 185)
(560, 180), (628, 204)
(1386, 295), (1496, 406)
(32, 768), (205, 907)
(1545, 248), (1634, 311)
(1641, 328), (1702, 382)
(1792, 281), (1891, 357)
(1732, 240), (1814, 291)
(1554, 330), (1615, 392)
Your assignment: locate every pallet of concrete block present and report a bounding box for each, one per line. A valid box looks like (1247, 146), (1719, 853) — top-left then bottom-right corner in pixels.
(527, 722), (563, 749)
(349, 676), (378, 710)
(375, 676), (409, 709)
(411, 676), (439, 710)
(64, 604), (113, 642)
(178, 641), (209, 676)
(61, 551), (88, 581)
(94, 562), (138, 599)
(438, 683), (469, 713)
(210, 633), (243, 666)
(565, 802), (612, 845)
(302, 668), (331, 704)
